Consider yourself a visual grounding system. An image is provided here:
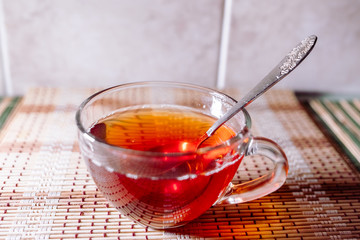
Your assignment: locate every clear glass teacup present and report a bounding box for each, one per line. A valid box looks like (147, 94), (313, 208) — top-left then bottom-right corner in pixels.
(76, 82), (288, 229)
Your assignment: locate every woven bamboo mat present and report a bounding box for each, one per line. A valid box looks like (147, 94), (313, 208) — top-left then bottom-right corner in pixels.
(305, 96), (360, 171)
(0, 97), (21, 131)
(0, 88), (359, 239)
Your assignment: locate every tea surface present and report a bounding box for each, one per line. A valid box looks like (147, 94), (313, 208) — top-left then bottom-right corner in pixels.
(90, 106), (235, 152)
(86, 106), (242, 228)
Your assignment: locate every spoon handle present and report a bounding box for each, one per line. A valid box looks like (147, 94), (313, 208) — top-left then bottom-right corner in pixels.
(206, 35), (318, 137)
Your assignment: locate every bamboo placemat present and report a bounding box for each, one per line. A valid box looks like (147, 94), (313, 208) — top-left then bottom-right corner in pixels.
(0, 97), (21, 130)
(306, 97), (360, 171)
(0, 88), (359, 239)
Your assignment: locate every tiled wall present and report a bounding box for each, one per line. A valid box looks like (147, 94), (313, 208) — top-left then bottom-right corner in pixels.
(0, 0), (359, 96)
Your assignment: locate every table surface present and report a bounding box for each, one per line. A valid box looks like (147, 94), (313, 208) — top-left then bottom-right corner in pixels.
(0, 88), (359, 239)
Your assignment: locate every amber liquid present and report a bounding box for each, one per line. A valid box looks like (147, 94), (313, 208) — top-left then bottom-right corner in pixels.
(86, 106), (242, 228)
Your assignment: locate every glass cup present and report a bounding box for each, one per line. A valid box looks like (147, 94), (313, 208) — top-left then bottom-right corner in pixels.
(76, 82), (288, 229)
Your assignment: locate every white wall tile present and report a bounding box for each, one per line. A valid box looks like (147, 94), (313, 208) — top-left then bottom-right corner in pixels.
(1, 0), (360, 96)
(0, 0), (9, 95)
(227, 0), (360, 94)
(2, 0), (222, 95)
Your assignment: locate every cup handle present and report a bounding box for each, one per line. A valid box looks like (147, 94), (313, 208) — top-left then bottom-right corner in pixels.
(217, 136), (289, 205)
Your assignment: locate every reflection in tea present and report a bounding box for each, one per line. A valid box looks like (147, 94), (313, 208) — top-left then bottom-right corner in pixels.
(85, 106), (243, 228)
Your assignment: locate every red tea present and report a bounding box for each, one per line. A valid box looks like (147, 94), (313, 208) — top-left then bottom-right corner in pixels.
(86, 106), (243, 228)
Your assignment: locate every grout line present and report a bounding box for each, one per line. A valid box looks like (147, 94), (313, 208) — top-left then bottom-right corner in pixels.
(216, 0), (233, 90)
(0, 0), (13, 96)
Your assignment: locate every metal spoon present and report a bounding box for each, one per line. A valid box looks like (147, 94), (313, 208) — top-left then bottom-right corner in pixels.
(151, 35), (318, 153)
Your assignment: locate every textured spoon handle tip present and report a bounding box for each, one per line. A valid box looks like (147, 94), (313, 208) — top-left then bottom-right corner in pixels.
(278, 35), (317, 78)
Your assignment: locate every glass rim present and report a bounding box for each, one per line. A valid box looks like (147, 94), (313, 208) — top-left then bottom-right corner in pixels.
(75, 81), (252, 157)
